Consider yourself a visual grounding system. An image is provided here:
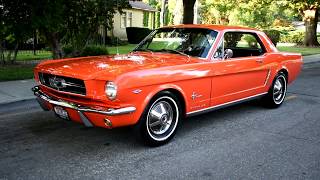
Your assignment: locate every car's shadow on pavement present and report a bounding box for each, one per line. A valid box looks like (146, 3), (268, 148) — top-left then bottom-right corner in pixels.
(22, 99), (266, 150)
(176, 100), (267, 137)
(24, 112), (143, 149)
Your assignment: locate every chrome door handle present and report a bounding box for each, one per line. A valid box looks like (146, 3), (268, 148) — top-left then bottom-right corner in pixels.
(256, 59), (264, 63)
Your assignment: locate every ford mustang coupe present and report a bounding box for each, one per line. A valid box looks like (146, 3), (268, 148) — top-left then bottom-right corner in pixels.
(32, 25), (302, 146)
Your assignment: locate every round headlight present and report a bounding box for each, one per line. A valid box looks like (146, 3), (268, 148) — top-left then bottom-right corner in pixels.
(105, 81), (117, 100)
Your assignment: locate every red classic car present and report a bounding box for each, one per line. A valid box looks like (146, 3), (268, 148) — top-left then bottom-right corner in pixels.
(32, 24), (303, 146)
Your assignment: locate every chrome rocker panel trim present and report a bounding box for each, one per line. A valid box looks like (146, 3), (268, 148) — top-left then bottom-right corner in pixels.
(31, 86), (136, 116)
(186, 92), (268, 117)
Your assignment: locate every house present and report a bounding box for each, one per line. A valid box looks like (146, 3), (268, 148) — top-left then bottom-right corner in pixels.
(110, 1), (157, 40)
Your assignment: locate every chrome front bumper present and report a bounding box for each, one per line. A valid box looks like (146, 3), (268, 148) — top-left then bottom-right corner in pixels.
(31, 86), (136, 116)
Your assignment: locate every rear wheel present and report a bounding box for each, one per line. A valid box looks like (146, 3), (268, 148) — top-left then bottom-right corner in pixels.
(135, 91), (181, 146)
(263, 72), (287, 108)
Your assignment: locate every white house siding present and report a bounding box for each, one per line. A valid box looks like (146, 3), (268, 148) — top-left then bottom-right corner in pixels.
(111, 9), (144, 40)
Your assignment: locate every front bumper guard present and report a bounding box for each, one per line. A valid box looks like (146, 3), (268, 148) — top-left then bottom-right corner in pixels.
(31, 86), (136, 127)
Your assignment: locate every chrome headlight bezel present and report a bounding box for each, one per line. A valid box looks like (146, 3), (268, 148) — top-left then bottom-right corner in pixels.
(105, 81), (117, 100)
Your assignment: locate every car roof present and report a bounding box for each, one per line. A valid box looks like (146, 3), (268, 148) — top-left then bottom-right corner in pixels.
(161, 24), (258, 32)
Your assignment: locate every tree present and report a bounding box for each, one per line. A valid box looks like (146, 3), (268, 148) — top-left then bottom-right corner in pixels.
(200, 0), (237, 25)
(30, 0), (129, 59)
(290, 0), (319, 46)
(182, 0), (196, 24)
(0, 0), (33, 64)
(200, 0), (284, 29)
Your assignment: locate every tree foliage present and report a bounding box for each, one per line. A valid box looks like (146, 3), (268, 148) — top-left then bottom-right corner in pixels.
(0, 0), (33, 63)
(199, 0), (319, 46)
(31, 0), (129, 58)
(199, 0), (293, 29)
(1, 0), (129, 60)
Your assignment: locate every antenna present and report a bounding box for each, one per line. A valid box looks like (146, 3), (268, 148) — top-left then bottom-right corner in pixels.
(116, 37), (119, 55)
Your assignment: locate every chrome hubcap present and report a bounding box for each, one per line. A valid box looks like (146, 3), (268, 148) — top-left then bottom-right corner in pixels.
(273, 76), (286, 104)
(148, 101), (173, 135)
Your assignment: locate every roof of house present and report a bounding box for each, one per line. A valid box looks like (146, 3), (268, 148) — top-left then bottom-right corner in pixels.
(129, 1), (157, 12)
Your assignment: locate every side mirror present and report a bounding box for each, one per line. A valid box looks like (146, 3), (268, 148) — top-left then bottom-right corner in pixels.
(224, 49), (233, 59)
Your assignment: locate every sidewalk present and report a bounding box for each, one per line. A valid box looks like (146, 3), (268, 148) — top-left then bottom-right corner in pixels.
(0, 79), (36, 104)
(0, 54), (320, 105)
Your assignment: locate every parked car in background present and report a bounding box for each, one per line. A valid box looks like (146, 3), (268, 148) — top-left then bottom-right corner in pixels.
(32, 24), (303, 146)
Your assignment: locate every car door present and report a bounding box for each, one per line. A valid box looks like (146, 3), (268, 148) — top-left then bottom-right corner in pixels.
(210, 31), (270, 106)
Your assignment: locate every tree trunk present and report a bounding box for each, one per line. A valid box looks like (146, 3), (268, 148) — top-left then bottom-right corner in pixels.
(6, 50), (12, 63)
(0, 42), (4, 65)
(11, 42), (19, 64)
(303, 8), (320, 46)
(45, 31), (64, 59)
(182, 0), (196, 24)
(160, 0), (167, 27)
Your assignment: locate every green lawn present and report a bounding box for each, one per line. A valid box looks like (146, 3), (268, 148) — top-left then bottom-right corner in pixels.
(3, 50), (53, 61)
(0, 64), (35, 82)
(277, 46), (320, 56)
(8, 45), (137, 62)
(107, 44), (137, 55)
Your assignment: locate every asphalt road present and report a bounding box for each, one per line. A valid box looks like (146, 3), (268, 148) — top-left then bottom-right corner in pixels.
(0, 63), (320, 180)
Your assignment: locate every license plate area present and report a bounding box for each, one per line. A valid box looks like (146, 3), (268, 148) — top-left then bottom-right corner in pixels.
(54, 106), (69, 120)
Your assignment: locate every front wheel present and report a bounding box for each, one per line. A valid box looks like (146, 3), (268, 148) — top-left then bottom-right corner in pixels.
(135, 91), (181, 146)
(263, 72), (287, 108)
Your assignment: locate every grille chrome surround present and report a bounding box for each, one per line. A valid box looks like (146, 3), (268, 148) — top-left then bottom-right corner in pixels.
(39, 73), (86, 95)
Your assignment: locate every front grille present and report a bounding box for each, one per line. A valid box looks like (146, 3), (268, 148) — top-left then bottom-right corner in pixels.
(39, 73), (86, 95)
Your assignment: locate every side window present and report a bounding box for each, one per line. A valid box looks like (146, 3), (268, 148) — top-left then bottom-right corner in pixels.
(224, 32), (266, 58)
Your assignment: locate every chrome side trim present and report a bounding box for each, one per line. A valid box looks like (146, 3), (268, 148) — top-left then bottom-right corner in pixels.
(264, 69), (271, 86)
(186, 92), (268, 116)
(32, 86), (136, 116)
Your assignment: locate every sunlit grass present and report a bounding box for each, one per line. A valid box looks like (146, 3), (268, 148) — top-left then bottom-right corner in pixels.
(277, 46), (320, 56)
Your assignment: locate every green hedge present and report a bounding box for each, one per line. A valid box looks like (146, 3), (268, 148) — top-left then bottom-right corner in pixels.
(263, 29), (281, 46)
(280, 31), (304, 44)
(81, 45), (109, 56)
(62, 45), (109, 57)
(126, 27), (152, 44)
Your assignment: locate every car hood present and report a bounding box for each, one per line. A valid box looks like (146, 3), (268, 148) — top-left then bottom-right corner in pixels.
(35, 52), (201, 80)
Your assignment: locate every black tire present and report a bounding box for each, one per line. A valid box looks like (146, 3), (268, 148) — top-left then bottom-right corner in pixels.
(135, 91), (182, 146)
(263, 72), (287, 108)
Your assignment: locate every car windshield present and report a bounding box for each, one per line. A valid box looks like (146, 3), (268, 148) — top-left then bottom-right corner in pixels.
(134, 28), (218, 58)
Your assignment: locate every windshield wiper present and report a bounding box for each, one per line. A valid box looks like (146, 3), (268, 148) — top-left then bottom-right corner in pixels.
(157, 49), (189, 57)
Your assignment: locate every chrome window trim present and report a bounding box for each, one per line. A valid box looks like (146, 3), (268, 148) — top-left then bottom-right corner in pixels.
(210, 29), (267, 61)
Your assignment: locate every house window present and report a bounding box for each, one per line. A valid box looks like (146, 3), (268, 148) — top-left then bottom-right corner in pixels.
(121, 13), (127, 28)
(127, 12), (132, 27)
(120, 11), (133, 28)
